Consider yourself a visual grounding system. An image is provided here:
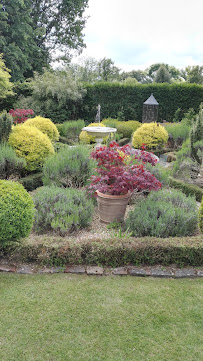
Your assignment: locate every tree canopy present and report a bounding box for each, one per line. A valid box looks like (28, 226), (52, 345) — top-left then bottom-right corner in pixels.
(0, 0), (89, 81)
(0, 53), (13, 98)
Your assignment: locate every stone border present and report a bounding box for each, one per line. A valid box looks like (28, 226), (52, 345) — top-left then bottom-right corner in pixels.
(1, 263), (203, 278)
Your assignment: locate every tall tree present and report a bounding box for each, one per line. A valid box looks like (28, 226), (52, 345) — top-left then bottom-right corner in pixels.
(0, 53), (13, 99)
(184, 66), (203, 84)
(0, 0), (89, 81)
(154, 64), (172, 83)
(98, 58), (120, 82)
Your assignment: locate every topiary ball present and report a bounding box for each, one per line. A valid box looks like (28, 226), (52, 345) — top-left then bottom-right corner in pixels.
(8, 124), (55, 171)
(132, 122), (168, 150)
(24, 116), (59, 142)
(0, 180), (34, 243)
(79, 123), (107, 144)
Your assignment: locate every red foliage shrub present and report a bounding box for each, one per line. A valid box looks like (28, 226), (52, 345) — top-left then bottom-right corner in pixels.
(9, 109), (34, 124)
(88, 142), (161, 196)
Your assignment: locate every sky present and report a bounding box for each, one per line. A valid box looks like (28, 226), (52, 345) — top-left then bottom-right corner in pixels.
(72, 0), (203, 71)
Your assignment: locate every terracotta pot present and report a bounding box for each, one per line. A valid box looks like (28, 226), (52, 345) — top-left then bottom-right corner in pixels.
(96, 190), (131, 223)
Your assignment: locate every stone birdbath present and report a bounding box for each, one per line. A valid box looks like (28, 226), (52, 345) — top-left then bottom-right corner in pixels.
(82, 126), (117, 148)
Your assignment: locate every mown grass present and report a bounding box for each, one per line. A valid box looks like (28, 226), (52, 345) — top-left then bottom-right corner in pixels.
(0, 274), (203, 361)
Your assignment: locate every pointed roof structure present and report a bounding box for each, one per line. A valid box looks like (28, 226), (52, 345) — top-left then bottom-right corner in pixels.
(144, 93), (159, 105)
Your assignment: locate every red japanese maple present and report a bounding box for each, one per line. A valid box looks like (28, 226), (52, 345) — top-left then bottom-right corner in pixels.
(88, 142), (161, 196)
(9, 108), (34, 124)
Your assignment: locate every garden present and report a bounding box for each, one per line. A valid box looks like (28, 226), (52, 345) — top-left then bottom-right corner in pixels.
(0, 101), (202, 269)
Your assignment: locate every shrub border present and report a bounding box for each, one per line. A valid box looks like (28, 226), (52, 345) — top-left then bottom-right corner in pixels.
(0, 236), (203, 268)
(169, 177), (203, 202)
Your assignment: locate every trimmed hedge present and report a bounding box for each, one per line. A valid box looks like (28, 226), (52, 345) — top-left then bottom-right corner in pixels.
(169, 177), (203, 202)
(79, 82), (203, 122)
(0, 236), (203, 267)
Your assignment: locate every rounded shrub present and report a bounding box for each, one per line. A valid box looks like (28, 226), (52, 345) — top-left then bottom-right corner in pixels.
(132, 122), (168, 150)
(0, 180), (34, 243)
(0, 143), (26, 179)
(79, 123), (107, 144)
(43, 145), (96, 188)
(24, 116), (59, 142)
(116, 120), (141, 138)
(8, 124), (55, 171)
(33, 186), (94, 235)
(125, 188), (198, 237)
(199, 197), (203, 233)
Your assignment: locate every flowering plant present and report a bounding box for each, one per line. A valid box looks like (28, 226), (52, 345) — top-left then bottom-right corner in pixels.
(88, 142), (162, 196)
(9, 108), (34, 124)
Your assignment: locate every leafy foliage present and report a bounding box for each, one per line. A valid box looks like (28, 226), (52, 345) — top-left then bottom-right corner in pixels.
(0, 53), (13, 98)
(132, 123), (168, 150)
(0, 180), (34, 243)
(24, 116), (59, 142)
(0, 110), (13, 142)
(88, 142), (161, 196)
(165, 122), (190, 141)
(154, 64), (172, 83)
(33, 186), (94, 235)
(8, 125), (55, 171)
(0, 0), (88, 81)
(0, 143), (26, 179)
(56, 119), (85, 140)
(19, 70), (86, 123)
(43, 145), (96, 188)
(79, 83), (203, 122)
(125, 189), (198, 237)
(9, 108), (34, 124)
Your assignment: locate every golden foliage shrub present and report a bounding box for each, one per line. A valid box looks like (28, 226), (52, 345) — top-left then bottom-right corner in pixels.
(24, 116), (59, 142)
(8, 124), (55, 171)
(132, 122), (168, 150)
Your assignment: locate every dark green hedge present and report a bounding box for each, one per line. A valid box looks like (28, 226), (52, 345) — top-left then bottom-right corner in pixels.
(1, 236), (203, 267)
(169, 177), (203, 202)
(18, 172), (43, 191)
(79, 82), (203, 122)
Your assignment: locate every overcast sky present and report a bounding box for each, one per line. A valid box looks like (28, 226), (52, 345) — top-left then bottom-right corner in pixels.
(73, 0), (203, 71)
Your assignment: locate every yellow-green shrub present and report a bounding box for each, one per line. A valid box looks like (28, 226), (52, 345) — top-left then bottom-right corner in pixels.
(8, 124), (55, 171)
(102, 118), (118, 127)
(0, 180), (34, 243)
(24, 116), (59, 142)
(116, 120), (141, 138)
(132, 122), (168, 150)
(199, 197), (203, 233)
(79, 123), (107, 144)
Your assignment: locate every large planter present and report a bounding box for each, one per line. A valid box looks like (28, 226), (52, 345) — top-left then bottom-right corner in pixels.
(96, 190), (131, 223)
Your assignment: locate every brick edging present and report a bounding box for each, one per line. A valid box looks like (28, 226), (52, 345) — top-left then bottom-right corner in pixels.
(1, 263), (203, 278)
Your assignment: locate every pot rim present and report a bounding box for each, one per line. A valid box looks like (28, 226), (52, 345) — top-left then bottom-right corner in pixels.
(96, 190), (131, 199)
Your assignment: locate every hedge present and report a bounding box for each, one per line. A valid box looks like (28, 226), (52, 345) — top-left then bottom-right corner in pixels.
(0, 236), (203, 267)
(79, 82), (203, 122)
(169, 177), (203, 202)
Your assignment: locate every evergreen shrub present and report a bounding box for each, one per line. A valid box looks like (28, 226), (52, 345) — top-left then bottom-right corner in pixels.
(33, 186), (94, 235)
(165, 123), (190, 141)
(116, 120), (141, 138)
(0, 110), (13, 142)
(0, 143), (26, 179)
(24, 116), (59, 142)
(43, 145), (96, 188)
(58, 119), (85, 140)
(132, 122), (168, 150)
(0, 180), (34, 243)
(125, 188), (198, 237)
(80, 83), (203, 122)
(8, 125), (55, 171)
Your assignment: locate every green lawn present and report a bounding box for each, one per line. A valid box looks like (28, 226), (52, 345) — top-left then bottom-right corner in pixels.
(0, 274), (203, 361)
